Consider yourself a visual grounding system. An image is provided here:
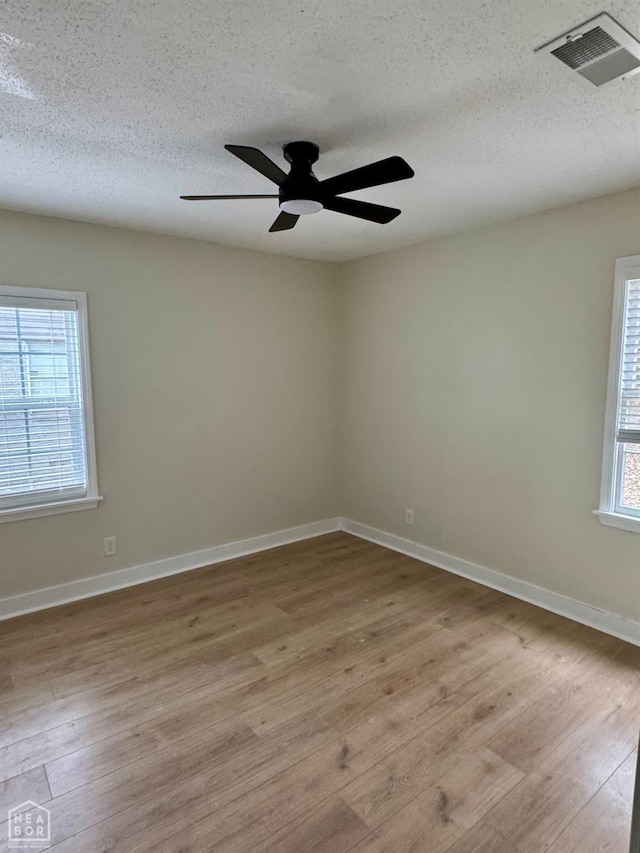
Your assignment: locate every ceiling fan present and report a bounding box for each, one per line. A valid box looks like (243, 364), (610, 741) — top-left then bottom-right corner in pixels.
(180, 141), (414, 232)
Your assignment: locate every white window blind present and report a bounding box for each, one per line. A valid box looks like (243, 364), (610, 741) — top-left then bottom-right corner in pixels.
(0, 287), (99, 519)
(617, 278), (640, 444)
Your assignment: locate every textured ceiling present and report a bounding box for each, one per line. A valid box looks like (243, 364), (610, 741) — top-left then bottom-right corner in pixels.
(1, 0), (639, 262)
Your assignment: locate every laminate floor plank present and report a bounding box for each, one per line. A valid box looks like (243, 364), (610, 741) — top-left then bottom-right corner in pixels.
(252, 796), (370, 853)
(546, 750), (637, 852)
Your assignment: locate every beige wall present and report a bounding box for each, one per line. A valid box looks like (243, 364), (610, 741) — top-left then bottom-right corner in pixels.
(339, 189), (640, 622)
(0, 211), (339, 597)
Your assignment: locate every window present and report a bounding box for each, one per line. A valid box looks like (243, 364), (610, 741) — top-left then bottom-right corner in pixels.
(0, 286), (100, 523)
(596, 256), (640, 532)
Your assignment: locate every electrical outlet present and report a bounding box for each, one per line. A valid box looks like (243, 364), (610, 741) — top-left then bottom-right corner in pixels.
(104, 536), (117, 557)
(404, 508), (414, 526)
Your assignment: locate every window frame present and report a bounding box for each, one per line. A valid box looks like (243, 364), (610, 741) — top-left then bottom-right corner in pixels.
(0, 285), (101, 523)
(595, 255), (640, 533)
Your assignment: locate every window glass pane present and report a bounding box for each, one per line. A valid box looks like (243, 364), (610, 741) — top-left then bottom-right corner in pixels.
(0, 304), (87, 501)
(28, 344), (71, 398)
(620, 278), (640, 433)
(0, 352), (21, 397)
(620, 443), (640, 511)
(0, 411), (27, 496)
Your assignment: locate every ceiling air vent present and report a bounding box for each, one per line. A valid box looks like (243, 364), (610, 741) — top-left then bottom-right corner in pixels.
(535, 13), (640, 86)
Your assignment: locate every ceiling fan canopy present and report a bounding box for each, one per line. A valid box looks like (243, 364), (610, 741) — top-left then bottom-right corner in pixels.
(180, 141), (414, 233)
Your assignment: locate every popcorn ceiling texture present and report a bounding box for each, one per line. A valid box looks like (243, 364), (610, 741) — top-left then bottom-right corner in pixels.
(1, 0), (639, 262)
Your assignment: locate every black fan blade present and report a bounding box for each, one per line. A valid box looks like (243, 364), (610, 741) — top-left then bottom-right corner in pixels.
(225, 145), (287, 186)
(319, 156), (414, 197)
(180, 194), (278, 200)
(322, 196), (401, 224)
(269, 211), (299, 232)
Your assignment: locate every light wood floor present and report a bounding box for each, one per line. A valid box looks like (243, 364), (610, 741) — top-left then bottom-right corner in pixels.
(0, 532), (638, 852)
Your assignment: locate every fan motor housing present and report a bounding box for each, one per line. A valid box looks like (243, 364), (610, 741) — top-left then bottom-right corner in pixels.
(279, 141), (322, 207)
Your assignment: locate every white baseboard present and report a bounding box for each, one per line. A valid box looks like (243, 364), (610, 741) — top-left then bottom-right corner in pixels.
(4, 515), (638, 647)
(342, 518), (640, 647)
(0, 518), (341, 622)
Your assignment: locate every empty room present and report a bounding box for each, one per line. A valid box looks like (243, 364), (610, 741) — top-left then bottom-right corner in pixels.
(0, 1), (639, 851)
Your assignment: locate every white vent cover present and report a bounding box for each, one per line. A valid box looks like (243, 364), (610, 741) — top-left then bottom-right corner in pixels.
(536, 13), (640, 86)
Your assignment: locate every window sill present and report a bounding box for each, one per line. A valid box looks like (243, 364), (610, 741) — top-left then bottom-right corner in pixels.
(0, 496), (103, 524)
(593, 509), (640, 533)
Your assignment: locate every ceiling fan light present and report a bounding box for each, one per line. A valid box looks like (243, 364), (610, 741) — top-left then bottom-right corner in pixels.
(279, 198), (323, 215)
